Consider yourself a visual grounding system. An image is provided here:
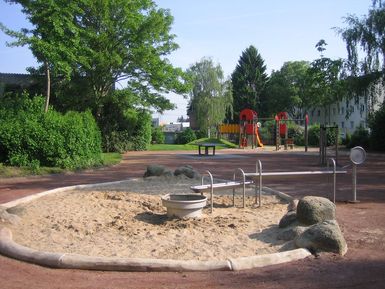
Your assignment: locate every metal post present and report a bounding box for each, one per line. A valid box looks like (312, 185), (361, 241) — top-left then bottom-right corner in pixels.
(256, 160), (262, 207)
(352, 164), (358, 202)
(328, 158), (336, 203)
(233, 168), (246, 208)
(305, 114), (308, 152)
(205, 170), (214, 213)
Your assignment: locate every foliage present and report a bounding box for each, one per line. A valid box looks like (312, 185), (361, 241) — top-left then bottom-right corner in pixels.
(305, 40), (347, 120)
(231, 45), (268, 119)
(307, 124), (321, 146)
(369, 101), (385, 151)
(307, 123), (339, 146)
(1, 0), (189, 116)
(0, 93), (102, 169)
(187, 58), (233, 137)
(151, 126), (165, 144)
(347, 127), (370, 149)
(131, 110), (152, 151)
(175, 128), (197, 144)
(336, 1), (385, 109)
(287, 122), (305, 146)
(1, 1), (83, 111)
(265, 61), (310, 118)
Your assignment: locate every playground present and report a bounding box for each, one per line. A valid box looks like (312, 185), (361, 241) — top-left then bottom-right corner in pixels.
(0, 148), (384, 288)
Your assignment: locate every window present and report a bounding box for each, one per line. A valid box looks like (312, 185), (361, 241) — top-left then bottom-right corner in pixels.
(341, 107), (345, 115)
(350, 121), (354, 129)
(317, 110), (321, 116)
(360, 104), (365, 113)
(332, 108), (336, 115)
(350, 105), (354, 113)
(341, 122), (345, 128)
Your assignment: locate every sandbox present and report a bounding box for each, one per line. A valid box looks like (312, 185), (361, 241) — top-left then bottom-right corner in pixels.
(0, 176), (311, 271)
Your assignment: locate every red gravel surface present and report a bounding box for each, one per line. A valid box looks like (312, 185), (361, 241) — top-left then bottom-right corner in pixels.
(1, 149), (384, 289)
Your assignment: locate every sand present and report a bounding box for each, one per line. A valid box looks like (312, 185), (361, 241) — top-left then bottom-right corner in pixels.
(5, 176), (292, 261)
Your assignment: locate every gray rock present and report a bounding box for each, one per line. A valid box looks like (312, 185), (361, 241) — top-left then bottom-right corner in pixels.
(278, 225), (307, 241)
(295, 220), (348, 255)
(143, 165), (173, 178)
(0, 206), (20, 225)
(279, 211), (297, 228)
(174, 165), (200, 179)
(296, 196), (335, 225)
(287, 199), (299, 212)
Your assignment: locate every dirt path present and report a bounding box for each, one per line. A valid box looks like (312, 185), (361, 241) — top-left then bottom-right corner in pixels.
(1, 149), (385, 289)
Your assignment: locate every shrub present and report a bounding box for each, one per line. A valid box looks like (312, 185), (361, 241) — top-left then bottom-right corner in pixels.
(0, 94), (102, 169)
(176, 128), (197, 144)
(347, 127), (370, 149)
(369, 102), (385, 151)
(131, 110), (152, 151)
(307, 124), (339, 146)
(151, 126), (165, 144)
(287, 122), (305, 145)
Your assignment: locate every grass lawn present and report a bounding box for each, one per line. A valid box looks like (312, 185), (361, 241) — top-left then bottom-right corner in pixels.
(0, 152), (122, 178)
(149, 138), (238, 151)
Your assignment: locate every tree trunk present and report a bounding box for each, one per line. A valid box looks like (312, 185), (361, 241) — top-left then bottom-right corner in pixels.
(44, 61), (51, 113)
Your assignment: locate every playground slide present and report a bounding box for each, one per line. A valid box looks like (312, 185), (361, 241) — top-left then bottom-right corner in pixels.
(256, 131), (264, 148)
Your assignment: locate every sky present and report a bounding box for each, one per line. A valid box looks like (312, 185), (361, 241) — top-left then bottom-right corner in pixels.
(0, 0), (372, 123)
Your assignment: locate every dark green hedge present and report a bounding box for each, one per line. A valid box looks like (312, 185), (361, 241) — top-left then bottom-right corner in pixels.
(0, 94), (102, 169)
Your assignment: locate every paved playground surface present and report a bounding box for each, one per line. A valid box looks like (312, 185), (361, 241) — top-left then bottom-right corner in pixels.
(0, 148), (384, 288)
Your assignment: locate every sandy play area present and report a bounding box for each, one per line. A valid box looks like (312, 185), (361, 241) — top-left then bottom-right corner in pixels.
(6, 176), (292, 261)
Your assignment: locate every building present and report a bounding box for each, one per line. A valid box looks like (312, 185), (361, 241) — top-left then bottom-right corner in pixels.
(0, 73), (45, 97)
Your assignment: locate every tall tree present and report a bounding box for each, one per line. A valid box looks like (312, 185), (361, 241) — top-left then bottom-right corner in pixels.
(306, 40), (346, 123)
(73, 0), (188, 116)
(0, 0), (81, 112)
(231, 45), (268, 120)
(336, 0), (385, 111)
(265, 61), (310, 118)
(1, 0), (189, 115)
(187, 58), (232, 137)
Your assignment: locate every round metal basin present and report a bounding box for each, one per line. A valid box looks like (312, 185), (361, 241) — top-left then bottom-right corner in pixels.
(161, 194), (207, 218)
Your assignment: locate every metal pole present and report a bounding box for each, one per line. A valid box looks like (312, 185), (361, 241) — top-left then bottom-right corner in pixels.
(205, 170), (214, 213)
(328, 158), (336, 203)
(257, 160), (262, 207)
(352, 164), (357, 202)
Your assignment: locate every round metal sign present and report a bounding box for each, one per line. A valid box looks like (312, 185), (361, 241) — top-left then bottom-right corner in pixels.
(350, 146), (366, 165)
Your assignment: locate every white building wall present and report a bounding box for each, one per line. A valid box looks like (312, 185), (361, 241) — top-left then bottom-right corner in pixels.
(308, 97), (370, 137)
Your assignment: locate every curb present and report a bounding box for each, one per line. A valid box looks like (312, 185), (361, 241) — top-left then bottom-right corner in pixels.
(0, 181), (312, 272)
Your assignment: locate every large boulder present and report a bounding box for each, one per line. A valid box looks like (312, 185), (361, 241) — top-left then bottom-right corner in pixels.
(277, 225), (307, 241)
(279, 210), (297, 228)
(0, 206), (20, 225)
(296, 196), (335, 225)
(143, 165), (173, 178)
(295, 220), (348, 255)
(174, 165), (200, 179)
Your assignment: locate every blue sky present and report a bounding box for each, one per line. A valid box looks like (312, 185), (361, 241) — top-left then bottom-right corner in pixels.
(0, 0), (372, 123)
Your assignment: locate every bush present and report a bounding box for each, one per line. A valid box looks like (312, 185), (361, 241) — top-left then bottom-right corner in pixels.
(287, 122), (305, 145)
(369, 102), (385, 151)
(0, 94), (102, 169)
(176, 128), (197, 144)
(151, 126), (165, 144)
(347, 127), (370, 149)
(307, 124), (339, 146)
(131, 110), (151, 150)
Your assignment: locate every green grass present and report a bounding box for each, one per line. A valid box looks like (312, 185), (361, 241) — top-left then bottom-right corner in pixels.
(149, 138), (238, 151)
(149, 144), (197, 151)
(0, 152), (122, 178)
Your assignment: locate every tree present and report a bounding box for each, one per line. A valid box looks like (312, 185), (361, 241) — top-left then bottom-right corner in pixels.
(0, 1), (82, 112)
(187, 58), (232, 137)
(336, 0), (385, 110)
(265, 61), (310, 118)
(231, 45), (268, 120)
(73, 0), (189, 116)
(305, 40), (346, 123)
(1, 0), (189, 115)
